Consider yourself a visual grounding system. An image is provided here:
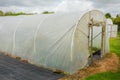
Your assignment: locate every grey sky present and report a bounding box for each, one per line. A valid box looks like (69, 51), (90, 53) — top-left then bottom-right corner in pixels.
(0, 0), (62, 7)
(87, 0), (120, 8)
(0, 0), (119, 15)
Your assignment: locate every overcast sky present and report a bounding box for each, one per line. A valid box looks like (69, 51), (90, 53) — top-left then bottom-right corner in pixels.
(0, 0), (120, 16)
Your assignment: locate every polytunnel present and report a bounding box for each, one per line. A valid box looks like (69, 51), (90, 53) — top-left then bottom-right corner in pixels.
(106, 19), (118, 38)
(0, 10), (109, 74)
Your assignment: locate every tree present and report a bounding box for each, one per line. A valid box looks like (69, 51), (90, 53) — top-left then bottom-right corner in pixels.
(5, 11), (13, 16)
(0, 10), (33, 16)
(113, 16), (120, 31)
(116, 14), (120, 18)
(42, 11), (54, 14)
(42, 11), (49, 14)
(105, 13), (111, 18)
(0, 10), (4, 16)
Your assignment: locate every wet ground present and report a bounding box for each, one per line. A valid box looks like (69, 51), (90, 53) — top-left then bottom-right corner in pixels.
(0, 53), (64, 80)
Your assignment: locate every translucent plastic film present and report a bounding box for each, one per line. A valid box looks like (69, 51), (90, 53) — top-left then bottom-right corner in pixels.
(0, 10), (110, 74)
(106, 19), (118, 38)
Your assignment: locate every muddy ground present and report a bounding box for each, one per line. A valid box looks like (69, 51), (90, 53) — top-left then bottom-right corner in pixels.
(60, 53), (119, 80)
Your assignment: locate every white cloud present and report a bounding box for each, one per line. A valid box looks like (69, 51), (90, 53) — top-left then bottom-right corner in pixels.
(0, 0), (94, 13)
(85, 0), (120, 16)
(0, 0), (62, 7)
(54, 0), (93, 12)
(103, 4), (120, 17)
(0, 0), (119, 15)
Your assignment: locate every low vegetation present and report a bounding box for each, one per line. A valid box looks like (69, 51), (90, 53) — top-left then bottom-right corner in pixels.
(42, 11), (55, 14)
(92, 47), (100, 52)
(0, 10), (33, 16)
(0, 10), (55, 16)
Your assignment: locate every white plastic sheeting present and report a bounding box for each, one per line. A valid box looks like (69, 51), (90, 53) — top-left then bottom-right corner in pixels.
(110, 25), (118, 37)
(0, 10), (109, 74)
(106, 19), (118, 38)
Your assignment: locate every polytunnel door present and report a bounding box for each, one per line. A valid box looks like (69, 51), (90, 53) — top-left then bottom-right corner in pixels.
(90, 26), (102, 59)
(88, 21), (106, 63)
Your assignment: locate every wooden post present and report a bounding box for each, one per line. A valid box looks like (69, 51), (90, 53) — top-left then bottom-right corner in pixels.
(88, 19), (94, 63)
(90, 25), (93, 62)
(101, 22), (106, 57)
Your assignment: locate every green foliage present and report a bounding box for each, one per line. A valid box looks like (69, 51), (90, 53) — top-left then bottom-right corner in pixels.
(92, 47), (99, 52)
(110, 34), (120, 56)
(42, 11), (54, 14)
(0, 10), (33, 16)
(5, 11), (33, 16)
(0, 10), (4, 16)
(113, 16), (120, 31)
(118, 32), (120, 37)
(116, 14), (120, 18)
(5, 11), (14, 16)
(85, 32), (120, 80)
(42, 11), (49, 14)
(105, 13), (120, 32)
(85, 71), (120, 80)
(105, 13), (111, 18)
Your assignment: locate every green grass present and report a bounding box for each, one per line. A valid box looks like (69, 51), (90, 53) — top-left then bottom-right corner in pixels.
(85, 32), (120, 80)
(118, 32), (120, 37)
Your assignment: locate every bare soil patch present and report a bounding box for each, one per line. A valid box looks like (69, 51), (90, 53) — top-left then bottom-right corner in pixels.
(60, 53), (119, 80)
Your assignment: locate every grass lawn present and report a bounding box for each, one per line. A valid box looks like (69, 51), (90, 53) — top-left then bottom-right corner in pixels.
(85, 32), (120, 80)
